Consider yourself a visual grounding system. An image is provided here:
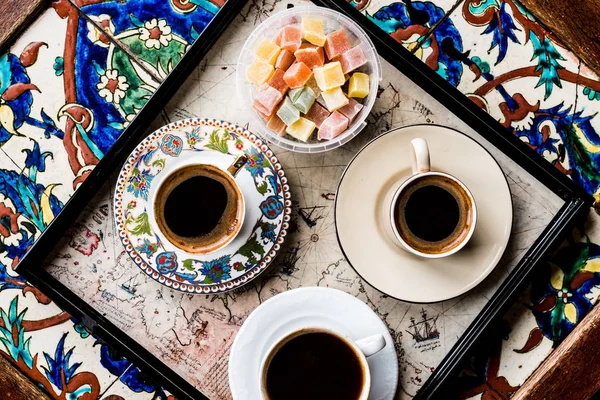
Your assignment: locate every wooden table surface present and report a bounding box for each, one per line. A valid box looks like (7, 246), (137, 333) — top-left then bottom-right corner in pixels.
(0, 0), (599, 399)
(0, 355), (49, 399)
(0, 0), (45, 52)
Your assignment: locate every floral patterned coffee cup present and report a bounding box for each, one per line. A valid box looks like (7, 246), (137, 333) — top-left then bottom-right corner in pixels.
(149, 154), (248, 255)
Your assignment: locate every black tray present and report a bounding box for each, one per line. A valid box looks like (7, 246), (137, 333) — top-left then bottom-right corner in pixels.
(312, 0), (592, 398)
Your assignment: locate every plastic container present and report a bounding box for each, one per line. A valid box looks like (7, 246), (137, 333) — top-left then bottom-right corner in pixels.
(236, 6), (382, 153)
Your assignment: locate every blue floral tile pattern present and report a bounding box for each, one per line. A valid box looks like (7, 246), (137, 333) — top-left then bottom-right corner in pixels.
(77, 0), (224, 84)
(0, 0), (222, 398)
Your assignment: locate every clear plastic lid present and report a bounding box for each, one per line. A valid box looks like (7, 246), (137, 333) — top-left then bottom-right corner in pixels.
(236, 5), (383, 153)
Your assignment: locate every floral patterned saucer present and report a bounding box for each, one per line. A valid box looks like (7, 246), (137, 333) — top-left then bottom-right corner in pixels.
(114, 118), (292, 294)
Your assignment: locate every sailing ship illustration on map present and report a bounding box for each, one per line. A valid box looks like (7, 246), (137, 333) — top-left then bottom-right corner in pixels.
(406, 309), (439, 342)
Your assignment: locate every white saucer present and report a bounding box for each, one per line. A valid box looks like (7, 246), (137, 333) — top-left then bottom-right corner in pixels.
(335, 125), (512, 303)
(228, 287), (398, 400)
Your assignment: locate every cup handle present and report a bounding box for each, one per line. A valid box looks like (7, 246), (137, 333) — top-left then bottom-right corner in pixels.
(411, 138), (430, 175)
(355, 334), (386, 358)
(227, 154), (249, 177)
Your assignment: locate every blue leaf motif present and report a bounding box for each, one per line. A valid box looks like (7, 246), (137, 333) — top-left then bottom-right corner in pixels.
(530, 31), (565, 100)
(482, 2), (520, 64)
(41, 333), (82, 390)
(0, 168), (63, 232)
(0, 261), (27, 292)
(0, 298), (33, 368)
(200, 255), (231, 284)
(22, 141), (53, 174)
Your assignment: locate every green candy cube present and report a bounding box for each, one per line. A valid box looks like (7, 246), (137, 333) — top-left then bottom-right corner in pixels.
(292, 87), (317, 114)
(288, 87), (304, 102)
(276, 97), (300, 126)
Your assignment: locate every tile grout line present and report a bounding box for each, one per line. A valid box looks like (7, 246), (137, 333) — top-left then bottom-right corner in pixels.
(571, 59), (581, 127)
(0, 147), (23, 171)
(65, 0), (164, 84)
(97, 366), (131, 398)
(411, 0), (466, 54)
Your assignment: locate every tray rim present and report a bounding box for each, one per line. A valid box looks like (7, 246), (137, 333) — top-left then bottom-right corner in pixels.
(311, 0), (592, 398)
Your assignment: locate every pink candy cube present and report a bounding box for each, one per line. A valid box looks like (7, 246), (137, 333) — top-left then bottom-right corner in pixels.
(304, 102), (331, 129)
(268, 69), (289, 95)
(253, 104), (273, 121)
(338, 97), (364, 122)
(294, 43), (325, 69)
(336, 46), (368, 74)
(267, 114), (287, 136)
(274, 26), (302, 53)
(275, 49), (295, 71)
(253, 83), (283, 116)
(324, 29), (351, 60)
(318, 111), (349, 140)
(283, 62), (313, 88)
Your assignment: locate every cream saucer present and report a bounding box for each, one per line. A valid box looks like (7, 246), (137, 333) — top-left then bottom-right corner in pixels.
(335, 125), (512, 303)
(228, 287), (398, 400)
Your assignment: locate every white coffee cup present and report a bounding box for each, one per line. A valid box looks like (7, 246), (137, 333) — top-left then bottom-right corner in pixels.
(388, 138), (477, 258)
(258, 327), (386, 400)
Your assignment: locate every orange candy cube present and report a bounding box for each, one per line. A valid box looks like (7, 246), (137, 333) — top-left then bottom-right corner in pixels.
(267, 69), (289, 95)
(275, 49), (295, 71)
(267, 114), (287, 136)
(274, 26), (302, 53)
(283, 62), (313, 89)
(294, 43), (325, 69)
(324, 29), (351, 60)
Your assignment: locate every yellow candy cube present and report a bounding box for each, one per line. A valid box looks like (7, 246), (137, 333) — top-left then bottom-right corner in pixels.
(255, 38), (281, 65)
(247, 59), (274, 87)
(348, 72), (370, 98)
(321, 87), (349, 112)
(286, 117), (316, 142)
(313, 62), (345, 91)
(301, 19), (326, 47)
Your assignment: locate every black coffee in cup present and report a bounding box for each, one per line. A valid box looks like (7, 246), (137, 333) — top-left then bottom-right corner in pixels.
(154, 164), (243, 254)
(393, 174), (474, 255)
(265, 332), (365, 400)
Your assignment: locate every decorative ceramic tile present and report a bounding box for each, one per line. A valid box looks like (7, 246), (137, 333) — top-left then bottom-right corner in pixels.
(0, 180), (131, 398)
(407, 0), (600, 204)
(454, 222), (600, 399)
(76, 0), (225, 83)
(99, 364), (173, 400)
(349, 0), (463, 64)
